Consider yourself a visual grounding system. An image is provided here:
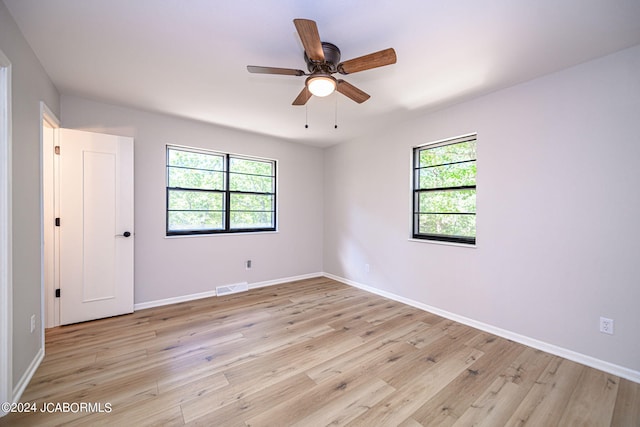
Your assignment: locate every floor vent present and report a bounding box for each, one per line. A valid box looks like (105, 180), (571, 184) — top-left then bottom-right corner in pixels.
(216, 282), (249, 296)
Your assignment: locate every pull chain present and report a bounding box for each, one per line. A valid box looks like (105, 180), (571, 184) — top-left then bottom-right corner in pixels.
(334, 92), (338, 129)
(302, 94), (339, 129)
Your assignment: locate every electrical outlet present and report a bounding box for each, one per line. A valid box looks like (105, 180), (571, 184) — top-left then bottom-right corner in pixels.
(364, 263), (370, 273)
(599, 317), (614, 335)
(246, 259), (252, 270)
(30, 314), (36, 333)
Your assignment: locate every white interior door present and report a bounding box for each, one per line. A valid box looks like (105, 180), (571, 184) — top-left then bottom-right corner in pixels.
(59, 129), (134, 325)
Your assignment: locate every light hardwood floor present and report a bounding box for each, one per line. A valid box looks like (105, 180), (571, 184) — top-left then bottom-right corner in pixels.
(1, 277), (639, 426)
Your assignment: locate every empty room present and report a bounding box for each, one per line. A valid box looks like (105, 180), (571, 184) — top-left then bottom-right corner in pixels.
(1, 0), (639, 425)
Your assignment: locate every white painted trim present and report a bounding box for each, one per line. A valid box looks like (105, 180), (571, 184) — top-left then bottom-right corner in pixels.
(134, 272), (324, 310)
(165, 230), (279, 239)
(0, 49), (13, 416)
(11, 347), (44, 403)
(408, 238), (477, 249)
(40, 103), (60, 330)
(41, 102), (60, 127)
(323, 272), (640, 384)
(248, 272), (323, 290)
(414, 132), (477, 149)
(134, 289), (218, 310)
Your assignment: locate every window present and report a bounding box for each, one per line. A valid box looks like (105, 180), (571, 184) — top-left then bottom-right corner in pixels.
(166, 146), (276, 235)
(412, 134), (476, 245)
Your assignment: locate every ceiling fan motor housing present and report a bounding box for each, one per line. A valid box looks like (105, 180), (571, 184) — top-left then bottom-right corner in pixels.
(305, 42), (341, 73)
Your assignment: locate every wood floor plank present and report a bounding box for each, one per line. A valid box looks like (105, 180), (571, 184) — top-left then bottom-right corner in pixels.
(183, 373), (316, 427)
(221, 331), (363, 388)
(289, 377), (395, 427)
(180, 331), (365, 422)
(5, 366), (159, 426)
(21, 349), (151, 401)
(245, 371), (393, 427)
(305, 321), (428, 384)
(503, 356), (586, 426)
(76, 370), (229, 426)
(611, 378), (640, 427)
(76, 406), (186, 427)
(0, 278), (637, 427)
(398, 417), (425, 427)
(379, 330), (479, 389)
(558, 367), (620, 426)
(451, 346), (554, 427)
(410, 334), (528, 426)
(347, 345), (485, 426)
(406, 318), (449, 348)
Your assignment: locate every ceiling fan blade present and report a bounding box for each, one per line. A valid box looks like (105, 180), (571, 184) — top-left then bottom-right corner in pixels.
(247, 65), (306, 76)
(293, 19), (324, 61)
(338, 48), (397, 75)
(336, 80), (370, 104)
(292, 87), (312, 106)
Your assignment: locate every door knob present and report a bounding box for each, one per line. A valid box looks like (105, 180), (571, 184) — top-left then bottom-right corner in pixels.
(123, 231), (131, 237)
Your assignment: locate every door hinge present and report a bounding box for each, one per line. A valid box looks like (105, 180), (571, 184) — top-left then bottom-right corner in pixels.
(55, 289), (60, 298)
(55, 218), (60, 227)
(54, 146), (60, 155)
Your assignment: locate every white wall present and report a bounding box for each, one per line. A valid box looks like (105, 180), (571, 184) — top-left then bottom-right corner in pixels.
(0, 2), (60, 393)
(61, 95), (324, 304)
(324, 45), (640, 374)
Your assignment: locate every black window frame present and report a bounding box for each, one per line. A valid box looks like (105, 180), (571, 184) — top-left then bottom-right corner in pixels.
(412, 134), (477, 245)
(166, 145), (277, 236)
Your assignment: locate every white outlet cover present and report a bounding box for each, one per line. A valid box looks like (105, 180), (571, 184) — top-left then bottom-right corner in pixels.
(599, 317), (614, 335)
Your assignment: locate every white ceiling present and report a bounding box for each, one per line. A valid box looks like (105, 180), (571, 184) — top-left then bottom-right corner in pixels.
(5, 0), (640, 147)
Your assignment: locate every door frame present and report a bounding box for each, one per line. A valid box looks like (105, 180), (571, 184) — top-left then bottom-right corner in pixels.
(41, 103), (60, 328)
(0, 49), (13, 414)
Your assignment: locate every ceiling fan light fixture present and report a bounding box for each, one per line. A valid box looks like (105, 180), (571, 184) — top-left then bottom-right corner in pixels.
(306, 74), (336, 97)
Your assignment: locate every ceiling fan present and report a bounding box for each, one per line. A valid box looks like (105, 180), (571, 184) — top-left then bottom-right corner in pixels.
(247, 19), (397, 106)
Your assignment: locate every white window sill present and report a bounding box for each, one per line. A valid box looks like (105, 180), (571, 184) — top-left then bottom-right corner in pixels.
(408, 238), (477, 249)
(165, 230), (279, 239)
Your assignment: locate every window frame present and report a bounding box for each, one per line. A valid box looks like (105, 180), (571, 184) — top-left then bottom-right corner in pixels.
(412, 134), (477, 245)
(166, 145), (277, 236)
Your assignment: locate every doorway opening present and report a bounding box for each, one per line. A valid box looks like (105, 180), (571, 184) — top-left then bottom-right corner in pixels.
(42, 103), (60, 328)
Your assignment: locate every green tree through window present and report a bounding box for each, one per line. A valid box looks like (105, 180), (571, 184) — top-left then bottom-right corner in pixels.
(166, 146), (276, 235)
(413, 135), (476, 244)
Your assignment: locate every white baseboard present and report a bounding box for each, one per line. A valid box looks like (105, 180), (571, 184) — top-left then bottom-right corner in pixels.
(134, 272), (324, 311)
(248, 272), (324, 290)
(323, 272), (640, 384)
(134, 289), (218, 310)
(12, 346), (44, 404)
